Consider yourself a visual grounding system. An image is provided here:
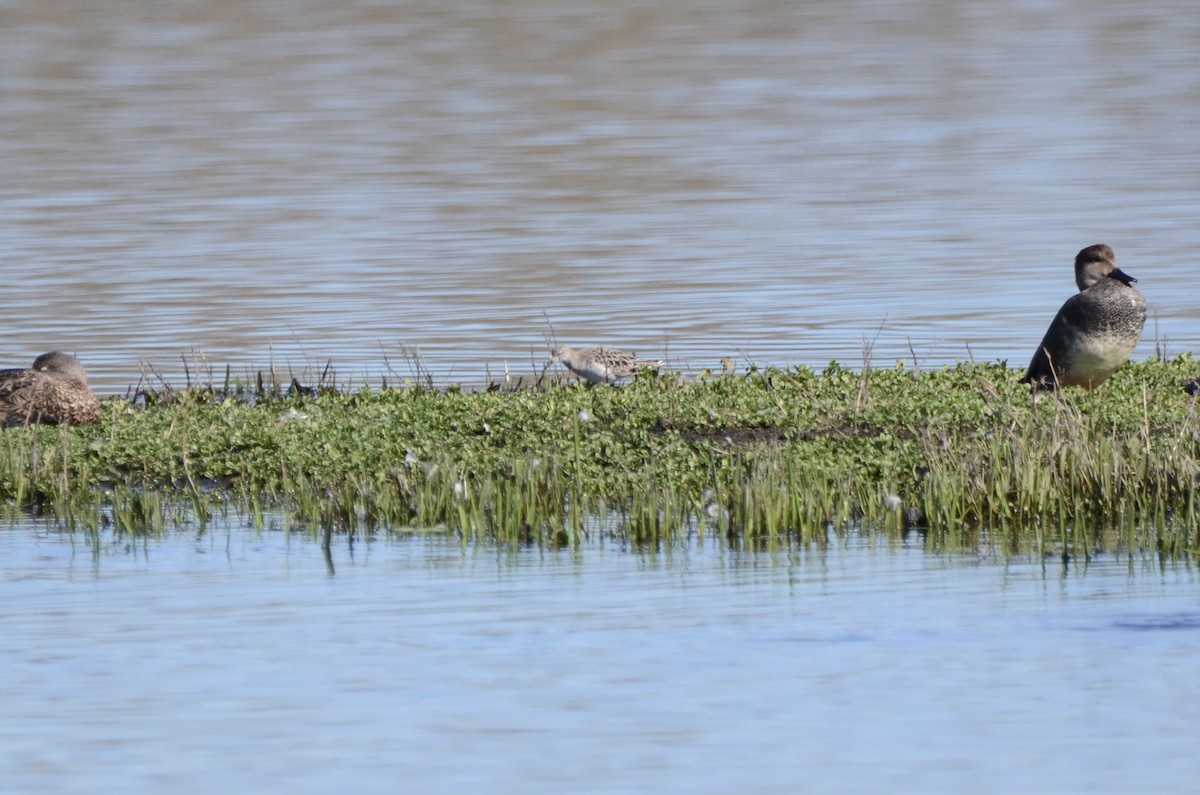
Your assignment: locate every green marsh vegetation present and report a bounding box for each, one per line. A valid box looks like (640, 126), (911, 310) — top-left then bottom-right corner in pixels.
(4, 355), (1200, 559)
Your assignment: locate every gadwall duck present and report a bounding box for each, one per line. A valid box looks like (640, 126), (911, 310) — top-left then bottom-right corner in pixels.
(1022, 244), (1146, 390)
(549, 345), (663, 385)
(0, 352), (102, 426)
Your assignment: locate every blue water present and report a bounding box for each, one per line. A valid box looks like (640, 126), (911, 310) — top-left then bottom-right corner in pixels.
(2, 522), (1198, 793)
(2, 0), (1199, 391)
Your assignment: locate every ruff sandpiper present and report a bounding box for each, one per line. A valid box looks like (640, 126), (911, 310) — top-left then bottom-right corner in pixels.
(1022, 244), (1146, 390)
(549, 345), (662, 385)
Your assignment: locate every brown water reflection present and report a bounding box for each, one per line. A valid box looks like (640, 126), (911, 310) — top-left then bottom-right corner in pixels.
(2, 0), (1199, 391)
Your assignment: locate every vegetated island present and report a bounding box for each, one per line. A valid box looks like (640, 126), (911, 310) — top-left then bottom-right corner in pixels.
(4, 356), (1198, 559)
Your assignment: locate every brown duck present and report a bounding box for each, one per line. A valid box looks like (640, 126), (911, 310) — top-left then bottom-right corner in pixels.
(0, 352), (101, 427)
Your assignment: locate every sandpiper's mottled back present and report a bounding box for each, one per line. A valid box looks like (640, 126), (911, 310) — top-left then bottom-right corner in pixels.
(1022, 244), (1146, 390)
(0, 351), (101, 426)
(549, 345), (662, 385)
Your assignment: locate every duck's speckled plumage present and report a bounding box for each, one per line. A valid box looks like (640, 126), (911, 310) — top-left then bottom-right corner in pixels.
(1023, 244), (1146, 390)
(549, 345), (662, 385)
(0, 352), (101, 427)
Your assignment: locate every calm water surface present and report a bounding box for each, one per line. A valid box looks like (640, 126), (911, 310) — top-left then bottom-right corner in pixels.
(2, 0), (1200, 391)
(4, 5), (1199, 789)
(2, 521), (1199, 793)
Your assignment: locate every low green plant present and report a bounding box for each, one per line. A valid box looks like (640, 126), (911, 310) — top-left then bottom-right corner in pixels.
(1, 357), (1198, 557)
